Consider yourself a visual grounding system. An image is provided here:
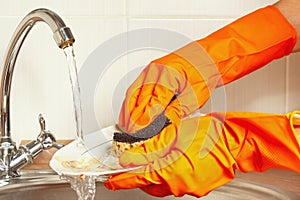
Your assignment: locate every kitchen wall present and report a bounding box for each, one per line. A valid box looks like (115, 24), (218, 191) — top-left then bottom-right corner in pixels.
(0, 0), (299, 145)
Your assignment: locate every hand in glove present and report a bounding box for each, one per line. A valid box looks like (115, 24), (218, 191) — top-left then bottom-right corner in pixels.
(119, 6), (297, 133)
(105, 111), (300, 197)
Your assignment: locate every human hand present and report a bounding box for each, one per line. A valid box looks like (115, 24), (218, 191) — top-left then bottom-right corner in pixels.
(106, 115), (235, 197)
(119, 5), (297, 133)
(118, 42), (219, 133)
(105, 112), (300, 197)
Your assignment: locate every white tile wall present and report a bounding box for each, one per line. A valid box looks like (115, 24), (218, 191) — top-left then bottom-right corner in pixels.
(128, 19), (231, 38)
(0, 0), (126, 16)
(199, 58), (287, 114)
(127, 0), (279, 16)
(0, 0), (297, 144)
(287, 53), (300, 112)
(223, 58), (287, 113)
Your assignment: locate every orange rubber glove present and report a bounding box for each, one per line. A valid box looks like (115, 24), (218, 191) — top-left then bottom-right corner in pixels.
(105, 111), (300, 197)
(119, 6), (297, 133)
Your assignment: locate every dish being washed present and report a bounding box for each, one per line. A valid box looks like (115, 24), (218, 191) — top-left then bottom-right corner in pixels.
(50, 125), (141, 178)
(50, 110), (207, 178)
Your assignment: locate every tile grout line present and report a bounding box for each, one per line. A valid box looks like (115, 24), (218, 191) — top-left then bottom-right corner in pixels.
(125, 0), (129, 74)
(0, 15), (237, 20)
(285, 56), (290, 113)
(126, 15), (237, 20)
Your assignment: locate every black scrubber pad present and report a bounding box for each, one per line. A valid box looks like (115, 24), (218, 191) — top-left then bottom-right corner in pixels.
(113, 112), (171, 143)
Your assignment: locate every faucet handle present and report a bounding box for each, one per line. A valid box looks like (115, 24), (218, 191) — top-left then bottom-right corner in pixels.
(38, 113), (46, 131)
(9, 114), (65, 175)
(37, 114), (64, 150)
(52, 141), (64, 149)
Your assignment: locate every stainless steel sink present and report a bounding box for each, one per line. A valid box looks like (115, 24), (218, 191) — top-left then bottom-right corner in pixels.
(0, 170), (298, 200)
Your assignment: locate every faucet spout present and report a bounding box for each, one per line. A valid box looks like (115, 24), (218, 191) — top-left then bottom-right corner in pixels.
(0, 8), (75, 179)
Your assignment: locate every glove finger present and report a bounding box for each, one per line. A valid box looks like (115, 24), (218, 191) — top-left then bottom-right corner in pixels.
(119, 124), (178, 167)
(108, 145), (196, 194)
(140, 183), (172, 197)
(119, 62), (184, 132)
(106, 150), (180, 191)
(119, 117), (202, 168)
(104, 166), (162, 190)
(162, 41), (221, 118)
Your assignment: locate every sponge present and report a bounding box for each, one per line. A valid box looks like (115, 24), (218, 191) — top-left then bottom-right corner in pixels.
(112, 112), (171, 156)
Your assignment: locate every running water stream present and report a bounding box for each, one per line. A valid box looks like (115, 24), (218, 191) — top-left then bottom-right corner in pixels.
(64, 46), (84, 142)
(63, 46), (98, 200)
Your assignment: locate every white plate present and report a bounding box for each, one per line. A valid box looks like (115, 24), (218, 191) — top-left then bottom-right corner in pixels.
(50, 125), (140, 177)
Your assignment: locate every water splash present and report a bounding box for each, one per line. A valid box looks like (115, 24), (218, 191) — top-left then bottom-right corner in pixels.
(61, 174), (97, 200)
(63, 46), (84, 143)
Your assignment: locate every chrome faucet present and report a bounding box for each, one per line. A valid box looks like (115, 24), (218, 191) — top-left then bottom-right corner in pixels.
(0, 8), (75, 179)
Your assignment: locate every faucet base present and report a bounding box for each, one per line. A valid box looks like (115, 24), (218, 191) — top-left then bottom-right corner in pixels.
(0, 141), (16, 179)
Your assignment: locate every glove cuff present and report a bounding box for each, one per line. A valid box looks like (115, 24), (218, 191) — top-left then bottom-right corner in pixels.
(198, 5), (297, 86)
